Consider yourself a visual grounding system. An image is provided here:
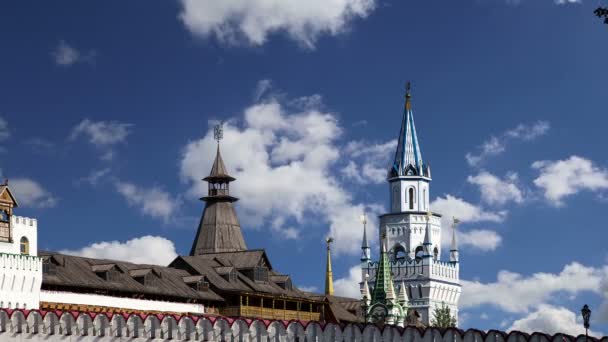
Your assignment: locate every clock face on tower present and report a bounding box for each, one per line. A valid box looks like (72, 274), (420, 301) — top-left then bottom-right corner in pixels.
(370, 305), (388, 324)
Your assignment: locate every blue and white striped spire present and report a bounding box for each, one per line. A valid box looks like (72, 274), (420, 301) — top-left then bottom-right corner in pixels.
(390, 82), (427, 178)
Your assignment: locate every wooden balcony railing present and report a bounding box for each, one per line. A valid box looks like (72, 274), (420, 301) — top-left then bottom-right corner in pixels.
(218, 306), (320, 321)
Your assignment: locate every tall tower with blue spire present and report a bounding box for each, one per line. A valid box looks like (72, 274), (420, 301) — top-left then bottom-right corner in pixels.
(360, 83), (461, 327)
(389, 82), (431, 214)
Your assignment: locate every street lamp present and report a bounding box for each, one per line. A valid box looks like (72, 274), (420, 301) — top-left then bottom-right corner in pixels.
(581, 304), (591, 341)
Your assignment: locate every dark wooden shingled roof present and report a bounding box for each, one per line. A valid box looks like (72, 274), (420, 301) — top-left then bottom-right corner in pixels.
(190, 202), (247, 255)
(307, 294), (363, 324)
(172, 250), (316, 301)
(40, 251), (224, 303)
(203, 145), (235, 182)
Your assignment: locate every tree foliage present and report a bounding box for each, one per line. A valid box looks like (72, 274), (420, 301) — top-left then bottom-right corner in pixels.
(430, 302), (457, 328)
(594, 7), (608, 24)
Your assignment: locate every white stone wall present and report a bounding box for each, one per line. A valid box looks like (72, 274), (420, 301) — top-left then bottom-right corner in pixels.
(0, 253), (42, 310)
(0, 309), (600, 342)
(0, 216), (38, 256)
(40, 290), (205, 314)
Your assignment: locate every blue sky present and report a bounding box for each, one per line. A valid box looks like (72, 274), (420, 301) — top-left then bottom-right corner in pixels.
(1, 0), (608, 336)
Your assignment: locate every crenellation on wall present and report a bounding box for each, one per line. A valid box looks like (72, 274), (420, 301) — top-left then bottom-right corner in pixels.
(0, 308), (604, 341)
(11, 215), (38, 229)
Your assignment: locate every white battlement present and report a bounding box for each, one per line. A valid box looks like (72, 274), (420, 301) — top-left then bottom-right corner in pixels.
(363, 258), (459, 283)
(431, 260), (459, 281)
(0, 252), (42, 271)
(11, 215), (37, 228)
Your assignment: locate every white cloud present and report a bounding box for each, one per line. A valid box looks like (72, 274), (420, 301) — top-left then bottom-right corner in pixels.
(334, 265), (362, 298)
(77, 168), (112, 186)
(509, 304), (600, 337)
(10, 178), (57, 208)
(60, 235), (178, 266)
(0, 117), (9, 141)
(554, 0), (581, 4)
(341, 140), (396, 184)
(70, 119), (132, 161)
(467, 171), (523, 206)
(52, 40), (96, 66)
(505, 121), (551, 141)
(466, 121), (549, 167)
(431, 195), (506, 224)
(532, 156), (608, 206)
(254, 79), (273, 101)
(179, 83), (381, 255)
(458, 229), (502, 251)
(460, 262), (602, 313)
(70, 119), (132, 147)
(298, 285), (319, 293)
(115, 181), (179, 223)
(178, 0), (377, 49)
(430, 195), (505, 251)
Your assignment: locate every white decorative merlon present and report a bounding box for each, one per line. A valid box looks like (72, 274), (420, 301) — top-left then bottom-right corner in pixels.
(11, 215), (38, 229)
(0, 309), (604, 341)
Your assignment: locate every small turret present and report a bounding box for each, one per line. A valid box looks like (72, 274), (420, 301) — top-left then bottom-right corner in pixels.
(422, 212), (433, 259)
(361, 274), (371, 306)
(450, 217), (460, 264)
(360, 214), (371, 261)
(398, 280), (409, 307)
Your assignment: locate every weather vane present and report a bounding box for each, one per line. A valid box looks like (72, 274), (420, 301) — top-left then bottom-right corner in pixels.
(326, 237), (334, 249)
(214, 121), (224, 144)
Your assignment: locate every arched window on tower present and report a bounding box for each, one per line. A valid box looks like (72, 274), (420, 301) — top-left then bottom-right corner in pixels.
(408, 188), (414, 210)
(394, 245), (407, 262)
(20, 237), (29, 255)
(433, 247), (438, 261)
(415, 246), (424, 261)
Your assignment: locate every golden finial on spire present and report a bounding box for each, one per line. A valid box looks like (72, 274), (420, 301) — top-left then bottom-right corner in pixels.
(325, 237), (334, 296)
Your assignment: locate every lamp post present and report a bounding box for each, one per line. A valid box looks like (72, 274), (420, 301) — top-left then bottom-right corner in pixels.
(581, 304), (591, 341)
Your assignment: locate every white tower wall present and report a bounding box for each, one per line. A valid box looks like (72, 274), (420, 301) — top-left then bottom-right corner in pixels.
(0, 215), (42, 310)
